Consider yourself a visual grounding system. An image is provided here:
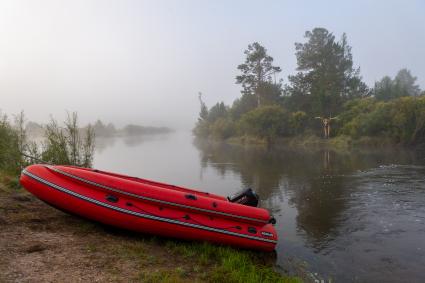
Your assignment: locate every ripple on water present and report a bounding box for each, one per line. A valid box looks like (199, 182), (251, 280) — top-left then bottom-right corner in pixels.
(315, 164), (425, 282)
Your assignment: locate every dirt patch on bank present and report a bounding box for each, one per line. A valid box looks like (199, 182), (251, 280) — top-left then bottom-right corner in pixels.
(0, 180), (304, 283)
(0, 189), (204, 283)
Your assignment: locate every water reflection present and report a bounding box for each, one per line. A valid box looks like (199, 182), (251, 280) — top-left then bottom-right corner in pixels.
(194, 139), (355, 248)
(95, 137), (117, 153)
(94, 133), (425, 282)
(193, 139), (425, 281)
(96, 133), (172, 152)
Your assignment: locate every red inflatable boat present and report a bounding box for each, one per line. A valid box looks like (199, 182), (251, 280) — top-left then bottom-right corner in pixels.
(20, 164), (277, 251)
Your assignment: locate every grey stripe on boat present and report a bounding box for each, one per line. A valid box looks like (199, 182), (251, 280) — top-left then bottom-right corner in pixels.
(22, 170), (277, 244)
(45, 166), (268, 224)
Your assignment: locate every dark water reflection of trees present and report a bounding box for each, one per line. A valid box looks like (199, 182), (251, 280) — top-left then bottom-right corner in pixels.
(193, 138), (422, 250)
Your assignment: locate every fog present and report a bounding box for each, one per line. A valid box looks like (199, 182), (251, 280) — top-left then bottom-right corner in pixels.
(0, 0), (424, 129)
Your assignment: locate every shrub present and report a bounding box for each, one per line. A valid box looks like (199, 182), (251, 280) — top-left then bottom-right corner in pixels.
(237, 106), (289, 143)
(0, 112), (21, 174)
(42, 112), (95, 167)
(210, 118), (236, 140)
(339, 96), (425, 144)
(193, 120), (210, 138)
(289, 111), (307, 135)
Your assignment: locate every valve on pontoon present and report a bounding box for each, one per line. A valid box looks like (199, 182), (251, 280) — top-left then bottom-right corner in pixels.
(227, 188), (259, 207)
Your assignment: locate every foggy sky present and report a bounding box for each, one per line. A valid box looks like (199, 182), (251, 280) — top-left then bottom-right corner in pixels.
(1, 0), (424, 129)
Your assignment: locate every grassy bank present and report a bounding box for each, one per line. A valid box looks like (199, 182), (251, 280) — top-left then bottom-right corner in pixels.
(195, 96), (425, 150)
(0, 173), (301, 283)
(226, 134), (401, 150)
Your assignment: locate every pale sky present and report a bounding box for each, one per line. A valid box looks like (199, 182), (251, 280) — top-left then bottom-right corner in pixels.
(0, 0), (424, 129)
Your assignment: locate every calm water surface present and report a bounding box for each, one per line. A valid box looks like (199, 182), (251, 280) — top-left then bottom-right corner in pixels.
(94, 131), (425, 283)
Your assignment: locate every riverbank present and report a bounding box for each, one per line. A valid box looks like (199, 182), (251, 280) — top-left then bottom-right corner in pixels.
(226, 134), (404, 149)
(0, 174), (301, 283)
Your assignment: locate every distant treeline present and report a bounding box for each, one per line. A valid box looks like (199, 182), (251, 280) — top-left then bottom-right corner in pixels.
(0, 112), (173, 175)
(27, 119), (172, 138)
(194, 27), (425, 146)
(92, 120), (172, 137)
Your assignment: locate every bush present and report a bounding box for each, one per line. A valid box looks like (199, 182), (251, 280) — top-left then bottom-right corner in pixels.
(237, 106), (289, 143)
(193, 120), (210, 138)
(339, 96), (425, 144)
(289, 111), (307, 135)
(0, 110), (96, 175)
(230, 93), (257, 120)
(210, 118), (235, 140)
(0, 112), (21, 174)
(208, 102), (228, 123)
(193, 90), (425, 147)
(42, 112), (95, 167)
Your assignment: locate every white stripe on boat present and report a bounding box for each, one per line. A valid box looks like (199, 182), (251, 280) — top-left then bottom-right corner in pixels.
(22, 169), (277, 244)
(46, 166), (269, 224)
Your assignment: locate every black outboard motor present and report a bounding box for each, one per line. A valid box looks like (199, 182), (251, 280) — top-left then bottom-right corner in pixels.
(227, 188), (259, 207)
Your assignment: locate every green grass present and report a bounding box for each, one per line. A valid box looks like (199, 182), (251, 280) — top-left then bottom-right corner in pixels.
(98, 236), (301, 282)
(138, 269), (188, 283)
(164, 241), (301, 283)
(1, 172), (301, 283)
(227, 136), (269, 145)
(226, 133), (400, 151)
(0, 173), (20, 193)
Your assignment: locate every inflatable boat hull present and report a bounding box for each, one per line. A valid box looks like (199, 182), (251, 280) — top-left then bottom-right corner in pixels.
(20, 165), (277, 251)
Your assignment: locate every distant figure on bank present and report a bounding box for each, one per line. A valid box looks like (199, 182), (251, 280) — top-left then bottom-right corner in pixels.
(315, 116), (338, 139)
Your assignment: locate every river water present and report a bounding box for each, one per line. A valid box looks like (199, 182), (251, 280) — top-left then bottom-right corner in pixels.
(94, 131), (425, 283)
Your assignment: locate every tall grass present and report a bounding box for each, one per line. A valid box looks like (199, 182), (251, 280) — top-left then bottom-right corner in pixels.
(42, 112), (95, 167)
(0, 111), (95, 174)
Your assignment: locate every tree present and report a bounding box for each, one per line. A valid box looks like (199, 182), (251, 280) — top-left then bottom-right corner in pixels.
(230, 93), (257, 120)
(285, 28), (368, 116)
(208, 102), (227, 123)
(256, 81), (283, 105)
(374, 69), (421, 101)
(198, 92), (209, 122)
(93, 120), (116, 137)
(105, 123), (116, 136)
(394, 69), (421, 97)
(374, 76), (395, 101)
(193, 92), (211, 137)
(236, 42), (282, 107)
